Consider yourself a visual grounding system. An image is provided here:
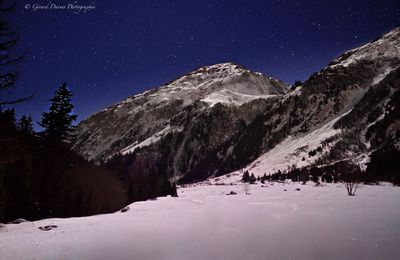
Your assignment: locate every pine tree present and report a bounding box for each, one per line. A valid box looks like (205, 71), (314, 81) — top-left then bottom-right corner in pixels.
(0, 109), (19, 164)
(249, 173), (256, 183)
(242, 170), (250, 182)
(18, 115), (33, 135)
(39, 83), (77, 141)
(0, 109), (33, 221)
(0, 0), (26, 166)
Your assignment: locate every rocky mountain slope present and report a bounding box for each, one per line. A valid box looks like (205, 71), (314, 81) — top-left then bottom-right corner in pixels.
(73, 63), (288, 175)
(230, 26), (400, 178)
(73, 27), (400, 183)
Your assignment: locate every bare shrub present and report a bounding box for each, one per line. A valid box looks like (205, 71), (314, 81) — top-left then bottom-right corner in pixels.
(341, 162), (362, 196)
(345, 181), (359, 196)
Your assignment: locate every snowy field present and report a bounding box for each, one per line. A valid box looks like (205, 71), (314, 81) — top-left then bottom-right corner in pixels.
(1, 182), (400, 260)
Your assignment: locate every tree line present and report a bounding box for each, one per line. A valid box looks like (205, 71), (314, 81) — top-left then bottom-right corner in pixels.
(0, 84), (130, 222)
(0, 1), (176, 223)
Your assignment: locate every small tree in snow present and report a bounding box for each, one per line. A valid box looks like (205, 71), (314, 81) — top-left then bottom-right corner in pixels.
(345, 180), (359, 196)
(341, 162), (362, 196)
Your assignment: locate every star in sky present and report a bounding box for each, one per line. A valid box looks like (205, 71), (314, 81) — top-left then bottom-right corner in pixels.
(8, 0), (400, 128)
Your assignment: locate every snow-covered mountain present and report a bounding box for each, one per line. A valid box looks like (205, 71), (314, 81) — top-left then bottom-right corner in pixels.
(73, 27), (400, 183)
(223, 26), (400, 180)
(73, 62), (288, 163)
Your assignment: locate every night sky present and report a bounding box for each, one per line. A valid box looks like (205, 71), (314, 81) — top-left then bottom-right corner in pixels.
(9, 0), (400, 127)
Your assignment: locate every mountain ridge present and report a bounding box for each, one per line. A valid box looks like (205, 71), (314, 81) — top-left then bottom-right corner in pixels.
(73, 62), (288, 162)
(73, 26), (400, 184)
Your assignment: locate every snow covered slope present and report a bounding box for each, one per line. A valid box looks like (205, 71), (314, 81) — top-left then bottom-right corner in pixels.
(166, 62), (286, 106)
(210, 27), (400, 182)
(237, 111), (347, 177)
(73, 62), (288, 162)
(329, 27), (400, 69)
(73, 27), (400, 184)
(1, 183), (400, 260)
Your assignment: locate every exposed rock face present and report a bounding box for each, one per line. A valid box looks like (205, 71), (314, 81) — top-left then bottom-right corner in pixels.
(73, 62), (288, 164)
(73, 27), (400, 183)
(223, 27), (400, 177)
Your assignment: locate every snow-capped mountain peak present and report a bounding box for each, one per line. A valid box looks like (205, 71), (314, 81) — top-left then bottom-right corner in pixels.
(149, 62), (288, 107)
(329, 27), (400, 70)
(73, 62), (288, 161)
(170, 62), (249, 85)
(114, 62), (287, 110)
(73, 27), (400, 184)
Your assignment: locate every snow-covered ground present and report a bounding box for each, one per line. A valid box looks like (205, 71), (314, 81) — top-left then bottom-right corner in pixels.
(1, 183), (399, 260)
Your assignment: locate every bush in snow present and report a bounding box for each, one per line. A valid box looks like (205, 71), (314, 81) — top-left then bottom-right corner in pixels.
(38, 225), (57, 231)
(345, 181), (359, 196)
(341, 162), (362, 196)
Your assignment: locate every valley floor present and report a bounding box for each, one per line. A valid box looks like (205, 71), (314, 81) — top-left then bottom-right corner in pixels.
(1, 182), (400, 260)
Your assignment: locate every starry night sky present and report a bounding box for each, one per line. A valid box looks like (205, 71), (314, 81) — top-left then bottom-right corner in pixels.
(9, 0), (400, 127)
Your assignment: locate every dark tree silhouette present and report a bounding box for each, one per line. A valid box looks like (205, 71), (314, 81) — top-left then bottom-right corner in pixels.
(0, 109), (35, 221)
(39, 83), (77, 141)
(171, 182), (178, 197)
(17, 115), (33, 135)
(341, 162), (362, 196)
(249, 173), (256, 184)
(0, 0), (26, 166)
(0, 1), (34, 221)
(0, 0), (29, 108)
(242, 170), (250, 182)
